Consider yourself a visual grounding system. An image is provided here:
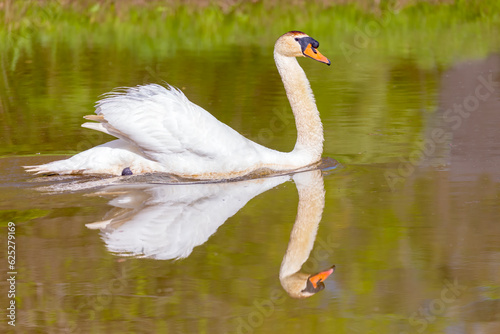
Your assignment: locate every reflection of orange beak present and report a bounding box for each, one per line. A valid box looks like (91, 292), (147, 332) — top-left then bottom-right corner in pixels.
(309, 265), (335, 288)
(303, 44), (331, 65)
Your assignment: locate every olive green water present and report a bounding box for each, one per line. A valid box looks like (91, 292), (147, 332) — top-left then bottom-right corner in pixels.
(1, 6), (500, 334)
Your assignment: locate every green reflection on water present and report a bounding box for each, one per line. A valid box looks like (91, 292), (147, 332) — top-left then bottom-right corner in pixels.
(0, 209), (49, 226)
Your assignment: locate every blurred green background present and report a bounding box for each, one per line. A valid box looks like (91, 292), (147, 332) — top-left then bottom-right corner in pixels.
(1, 0), (499, 161)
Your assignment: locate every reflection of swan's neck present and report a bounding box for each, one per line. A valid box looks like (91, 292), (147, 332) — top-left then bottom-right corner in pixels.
(274, 53), (324, 161)
(279, 170), (325, 280)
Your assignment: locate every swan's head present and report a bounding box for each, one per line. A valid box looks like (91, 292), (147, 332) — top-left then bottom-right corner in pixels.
(275, 31), (330, 65)
(281, 265), (335, 299)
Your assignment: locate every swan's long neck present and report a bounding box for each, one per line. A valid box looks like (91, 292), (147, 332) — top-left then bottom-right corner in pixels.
(279, 170), (325, 279)
(274, 53), (324, 161)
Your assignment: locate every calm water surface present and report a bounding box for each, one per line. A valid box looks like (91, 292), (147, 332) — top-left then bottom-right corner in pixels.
(1, 41), (499, 334)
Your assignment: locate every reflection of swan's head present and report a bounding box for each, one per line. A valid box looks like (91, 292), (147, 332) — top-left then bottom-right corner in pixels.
(281, 266), (335, 299)
(275, 31), (331, 65)
(278, 170), (335, 298)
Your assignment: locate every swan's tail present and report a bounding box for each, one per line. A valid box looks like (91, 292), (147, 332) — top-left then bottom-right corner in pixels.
(24, 139), (164, 176)
(23, 160), (84, 175)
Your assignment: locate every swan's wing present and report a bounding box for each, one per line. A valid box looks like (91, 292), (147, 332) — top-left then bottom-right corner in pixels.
(88, 84), (265, 165)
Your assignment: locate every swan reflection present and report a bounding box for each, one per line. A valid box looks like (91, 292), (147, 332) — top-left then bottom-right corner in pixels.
(87, 169), (335, 298)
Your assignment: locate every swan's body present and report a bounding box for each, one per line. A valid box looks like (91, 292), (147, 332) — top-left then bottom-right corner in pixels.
(25, 31), (330, 179)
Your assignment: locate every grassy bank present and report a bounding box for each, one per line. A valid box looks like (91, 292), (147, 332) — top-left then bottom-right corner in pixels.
(1, 0), (500, 69)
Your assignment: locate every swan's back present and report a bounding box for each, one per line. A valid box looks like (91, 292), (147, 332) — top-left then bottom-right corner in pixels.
(85, 84), (281, 177)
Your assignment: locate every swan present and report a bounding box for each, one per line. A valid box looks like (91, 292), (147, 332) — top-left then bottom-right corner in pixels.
(85, 169), (335, 298)
(25, 31), (330, 179)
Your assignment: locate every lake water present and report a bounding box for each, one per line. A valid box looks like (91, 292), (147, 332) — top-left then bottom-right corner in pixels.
(1, 38), (500, 333)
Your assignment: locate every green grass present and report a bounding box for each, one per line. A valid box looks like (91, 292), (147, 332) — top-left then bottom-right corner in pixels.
(2, 0), (500, 70)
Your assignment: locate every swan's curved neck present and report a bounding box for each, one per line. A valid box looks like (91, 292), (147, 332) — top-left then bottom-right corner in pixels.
(279, 170), (325, 279)
(274, 53), (324, 161)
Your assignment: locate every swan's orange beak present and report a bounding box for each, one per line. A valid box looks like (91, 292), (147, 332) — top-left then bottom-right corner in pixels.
(303, 44), (331, 65)
(309, 265), (335, 289)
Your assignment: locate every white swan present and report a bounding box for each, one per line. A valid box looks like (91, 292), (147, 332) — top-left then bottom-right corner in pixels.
(85, 169), (334, 298)
(25, 31), (330, 179)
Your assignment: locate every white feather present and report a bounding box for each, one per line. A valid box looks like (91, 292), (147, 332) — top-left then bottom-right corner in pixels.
(87, 175), (291, 260)
(26, 32), (328, 178)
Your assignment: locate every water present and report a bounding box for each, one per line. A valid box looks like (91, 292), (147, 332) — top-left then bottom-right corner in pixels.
(1, 39), (500, 334)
